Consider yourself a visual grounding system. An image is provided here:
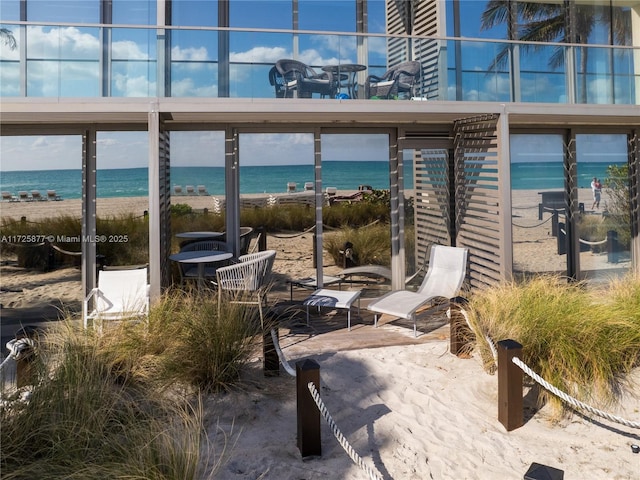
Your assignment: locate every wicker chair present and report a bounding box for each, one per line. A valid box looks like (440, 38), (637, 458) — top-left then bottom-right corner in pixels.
(215, 250), (276, 328)
(365, 60), (421, 99)
(178, 240), (229, 284)
(275, 59), (336, 98)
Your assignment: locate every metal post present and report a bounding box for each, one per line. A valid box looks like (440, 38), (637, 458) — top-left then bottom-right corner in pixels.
(607, 230), (618, 264)
(257, 226), (267, 251)
(296, 359), (321, 458)
(263, 327), (279, 377)
(557, 222), (566, 255)
(498, 339), (523, 431)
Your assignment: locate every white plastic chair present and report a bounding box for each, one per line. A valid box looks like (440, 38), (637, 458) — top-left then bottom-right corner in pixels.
(83, 267), (150, 330)
(215, 250), (276, 328)
(366, 245), (468, 337)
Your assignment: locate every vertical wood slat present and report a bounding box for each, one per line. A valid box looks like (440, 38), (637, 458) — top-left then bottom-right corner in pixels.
(453, 114), (503, 291)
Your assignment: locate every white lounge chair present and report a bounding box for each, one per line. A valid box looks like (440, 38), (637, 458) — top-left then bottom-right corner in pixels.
(83, 267), (150, 330)
(174, 185), (183, 195)
(287, 182), (296, 193)
(47, 190), (62, 201)
(304, 182), (314, 191)
(197, 185), (209, 195)
(18, 191), (32, 202)
(2, 191), (18, 202)
(367, 245), (468, 337)
(215, 250), (276, 328)
(31, 190), (45, 201)
(186, 185), (196, 195)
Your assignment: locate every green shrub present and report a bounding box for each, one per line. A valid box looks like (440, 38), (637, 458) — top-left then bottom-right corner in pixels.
(0, 320), (215, 480)
(466, 274), (640, 417)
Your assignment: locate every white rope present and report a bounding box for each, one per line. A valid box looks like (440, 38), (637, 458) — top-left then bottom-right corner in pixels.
(512, 357), (640, 429)
(307, 381), (383, 480)
(559, 228), (608, 246)
(270, 329), (296, 377)
(0, 338), (35, 372)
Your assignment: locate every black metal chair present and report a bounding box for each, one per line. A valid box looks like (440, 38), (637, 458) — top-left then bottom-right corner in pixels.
(275, 59), (336, 98)
(365, 60), (421, 99)
(268, 66), (286, 98)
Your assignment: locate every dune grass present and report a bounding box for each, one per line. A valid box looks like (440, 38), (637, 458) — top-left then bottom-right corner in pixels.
(1, 290), (262, 478)
(465, 274), (640, 416)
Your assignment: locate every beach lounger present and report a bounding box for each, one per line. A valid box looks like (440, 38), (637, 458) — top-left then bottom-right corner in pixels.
(367, 245), (468, 337)
(18, 191), (32, 202)
(2, 191), (18, 202)
(174, 185), (184, 195)
(304, 182), (314, 191)
(287, 182), (297, 193)
(47, 190), (62, 201)
(197, 185), (209, 195)
(31, 190), (46, 201)
(186, 185), (196, 195)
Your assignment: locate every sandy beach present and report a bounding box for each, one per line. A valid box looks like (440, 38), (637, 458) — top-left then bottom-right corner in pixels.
(2, 188), (639, 479)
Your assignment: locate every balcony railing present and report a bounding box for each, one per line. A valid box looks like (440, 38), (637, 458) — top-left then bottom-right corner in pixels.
(0, 22), (637, 104)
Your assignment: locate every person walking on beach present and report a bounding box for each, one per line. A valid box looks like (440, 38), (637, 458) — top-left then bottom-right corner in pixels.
(591, 177), (602, 210)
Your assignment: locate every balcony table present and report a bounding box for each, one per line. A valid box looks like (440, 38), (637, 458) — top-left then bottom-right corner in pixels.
(321, 64), (367, 99)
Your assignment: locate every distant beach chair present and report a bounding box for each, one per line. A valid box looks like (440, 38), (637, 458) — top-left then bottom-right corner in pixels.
(186, 185), (196, 195)
(18, 191), (32, 202)
(173, 185), (183, 195)
(325, 186), (337, 196)
(2, 191), (18, 202)
(31, 190), (46, 201)
(304, 182), (314, 191)
(47, 190), (62, 201)
(287, 182), (297, 193)
(197, 185), (209, 195)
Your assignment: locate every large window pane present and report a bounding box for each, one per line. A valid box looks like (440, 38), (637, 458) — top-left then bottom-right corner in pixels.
(299, 0), (355, 32)
(27, 0), (99, 23)
(113, 0), (156, 25)
(510, 134), (566, 278)
(230, 1), (290, 29)
(576, 134), (631, 283)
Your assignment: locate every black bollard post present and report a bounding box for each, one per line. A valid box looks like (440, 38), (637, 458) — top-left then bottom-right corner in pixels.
(263, 327), (280, 377)
(551, 211), (558, 237)
(607, 230), (618, 264)
(296, 359), (321, 458)
(257, 226), (267, 251)
(557, 222), (566, 255)
(449, 296), (470, 357)
(498, 339), (523, 431)
(312, 233), (317, 266)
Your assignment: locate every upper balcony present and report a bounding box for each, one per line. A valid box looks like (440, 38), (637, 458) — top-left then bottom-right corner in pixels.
(0, 23), (638, 105)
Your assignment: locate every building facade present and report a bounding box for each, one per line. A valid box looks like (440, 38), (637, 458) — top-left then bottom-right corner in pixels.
(1, 0), (639, 300)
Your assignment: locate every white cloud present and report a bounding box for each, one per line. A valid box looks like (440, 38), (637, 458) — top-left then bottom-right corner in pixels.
(230, 46), (289, 63)
(171, 45), (210, 62)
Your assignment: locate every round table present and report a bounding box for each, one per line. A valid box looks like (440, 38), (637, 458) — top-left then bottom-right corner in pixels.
(175, 231), (224, 240)
(321, 64), (367, 99)
(169, 250), (233, 281)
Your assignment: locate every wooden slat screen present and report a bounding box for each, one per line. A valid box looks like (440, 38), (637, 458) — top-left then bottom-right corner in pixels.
(159, 128), (171, 288)
(413, 148), (451, 267)
(453, 114), (504, 291)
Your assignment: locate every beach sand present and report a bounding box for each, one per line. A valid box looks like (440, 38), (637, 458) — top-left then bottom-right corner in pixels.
(2, 190), (639, 479)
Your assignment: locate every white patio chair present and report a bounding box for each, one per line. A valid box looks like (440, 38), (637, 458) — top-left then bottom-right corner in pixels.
(83, 267), (150, 330)
(215, 250), (276, 328)
(367, 245), (468, 337)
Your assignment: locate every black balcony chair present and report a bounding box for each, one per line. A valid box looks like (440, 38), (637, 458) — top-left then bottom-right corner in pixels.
(275, 59), (336, 98)
(365, 60), (421, 99)
(268, 66), (286, 98)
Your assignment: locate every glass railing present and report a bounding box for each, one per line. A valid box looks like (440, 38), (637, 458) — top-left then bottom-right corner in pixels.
(0, 23), (637, 104)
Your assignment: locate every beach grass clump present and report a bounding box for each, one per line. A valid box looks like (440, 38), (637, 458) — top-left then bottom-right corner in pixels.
(145, 290), (262, 393)
(325, 224), (391, 267)
(465, 274), (640, 416)
(0, 321), (212, 480)
(96, 214), (149, 265)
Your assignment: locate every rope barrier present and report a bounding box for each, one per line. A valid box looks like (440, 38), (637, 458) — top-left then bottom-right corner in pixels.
(450, 305), (498, 364)
(0, 338), (34, 372)
(559, 228), (607, 246)
(50, 244), (81, 256)
(270, 329), (296, 377)
(270, 225), (317, 239)
(512, 357), (640, 430)
(307, 382), (384, 480)
(511, 215), (555, 229)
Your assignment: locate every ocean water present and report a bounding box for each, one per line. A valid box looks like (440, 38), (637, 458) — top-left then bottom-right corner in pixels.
(0, 161), (623, 200)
